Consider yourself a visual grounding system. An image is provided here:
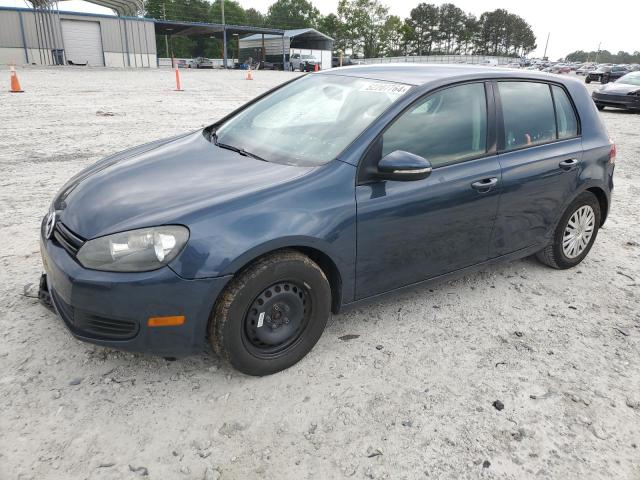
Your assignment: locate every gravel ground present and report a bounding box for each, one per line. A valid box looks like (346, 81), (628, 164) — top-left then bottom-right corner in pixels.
(0, 67), (639, 480)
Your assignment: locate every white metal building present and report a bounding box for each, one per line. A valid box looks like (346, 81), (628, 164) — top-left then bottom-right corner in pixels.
(0, 6), (156, 68)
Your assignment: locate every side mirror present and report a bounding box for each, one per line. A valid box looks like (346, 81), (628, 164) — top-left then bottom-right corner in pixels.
(377, 150), (432, 181)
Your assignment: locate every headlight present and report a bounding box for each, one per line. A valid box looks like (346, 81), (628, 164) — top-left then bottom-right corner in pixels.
(77, 226), (189, 272)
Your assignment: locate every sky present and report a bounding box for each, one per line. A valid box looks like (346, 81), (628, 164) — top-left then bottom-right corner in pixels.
(1, 0), (637, 59)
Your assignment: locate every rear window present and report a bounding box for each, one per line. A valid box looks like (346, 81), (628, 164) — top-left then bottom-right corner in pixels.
(499, 82), (578, 151)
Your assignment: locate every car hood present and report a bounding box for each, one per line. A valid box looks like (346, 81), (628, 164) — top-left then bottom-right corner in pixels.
(598, 82), (640, 94)
(54, 130), (313, 239)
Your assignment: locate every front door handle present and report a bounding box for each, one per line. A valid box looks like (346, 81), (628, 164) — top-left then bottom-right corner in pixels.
(471, 177), (498, 192)
(559, 158), (578, 170)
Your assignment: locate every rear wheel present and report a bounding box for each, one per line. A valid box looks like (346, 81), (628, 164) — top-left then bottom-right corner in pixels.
(536, 192), (601, 269)
(209, 250), (331, 376)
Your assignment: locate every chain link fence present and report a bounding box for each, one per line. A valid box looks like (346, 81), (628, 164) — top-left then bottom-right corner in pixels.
(361, 54), (517, 66)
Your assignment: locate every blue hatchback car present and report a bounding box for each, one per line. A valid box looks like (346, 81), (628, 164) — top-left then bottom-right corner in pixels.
(39, 65), (615, 375)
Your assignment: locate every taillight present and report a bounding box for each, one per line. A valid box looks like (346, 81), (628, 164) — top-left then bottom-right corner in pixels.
(609, 140), (616, 165)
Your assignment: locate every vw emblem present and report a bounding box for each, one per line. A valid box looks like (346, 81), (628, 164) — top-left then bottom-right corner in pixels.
(45, 211), (56, 239)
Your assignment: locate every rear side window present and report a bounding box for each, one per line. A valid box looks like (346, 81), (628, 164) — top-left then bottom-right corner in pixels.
(552, 86), (578, 139)
(499, 82), (556, 151)
(382, 83), (487, 168)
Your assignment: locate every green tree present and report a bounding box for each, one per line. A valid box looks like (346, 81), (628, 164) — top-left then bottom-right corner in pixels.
(318, 13), (345, 53)
(245, 7), (265, 26)
(337, 0), (389, 58)
(379, 15), (404, 56)
(473, 9), (535, 57)
(405, 3), (439, 56)
(210, 0), (246, 25)
(437, 3), (465, 53)
(458, 13), (478, 55)
(266, 0), (321, 29)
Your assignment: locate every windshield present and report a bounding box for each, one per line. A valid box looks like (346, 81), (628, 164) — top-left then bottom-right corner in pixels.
(619, 72), (640, 86)
(215, 74), (411, 166)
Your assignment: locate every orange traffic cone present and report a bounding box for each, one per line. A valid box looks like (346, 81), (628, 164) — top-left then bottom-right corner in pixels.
(314, 63), (319, 72)
(174, 67), (183, 91)
(9, 66), (24, 93)
(246, 67), (253, 80)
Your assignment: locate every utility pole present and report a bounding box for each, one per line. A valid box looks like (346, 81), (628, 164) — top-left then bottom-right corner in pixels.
(221, 0), (227, 69)
(542, 32), (550, 60)
(162, 3), (169, 58)
(595, 41), (601, 64)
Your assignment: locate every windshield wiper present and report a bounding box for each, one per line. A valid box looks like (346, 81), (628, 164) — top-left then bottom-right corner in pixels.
(211, 131), (267, 162)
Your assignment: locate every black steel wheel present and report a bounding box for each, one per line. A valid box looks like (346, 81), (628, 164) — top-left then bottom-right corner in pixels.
(209, 250), (331, 376)
(243, 281), (311, 356)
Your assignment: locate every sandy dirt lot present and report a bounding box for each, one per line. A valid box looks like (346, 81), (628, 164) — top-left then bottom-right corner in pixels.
(0, 67), (639, 480)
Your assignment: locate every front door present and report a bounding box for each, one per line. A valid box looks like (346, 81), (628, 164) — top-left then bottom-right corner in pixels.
(355, 82), (501, 299)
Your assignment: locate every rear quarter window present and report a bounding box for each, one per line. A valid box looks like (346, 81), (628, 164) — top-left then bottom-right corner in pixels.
(551, 85), (578, 139)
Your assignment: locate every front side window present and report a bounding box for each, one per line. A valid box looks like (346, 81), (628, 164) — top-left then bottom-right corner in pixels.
(215, 75), (411, 166)
(381, 83), (487, 168)
(552, 86), (578, 139)
(499, 82), (556, 151)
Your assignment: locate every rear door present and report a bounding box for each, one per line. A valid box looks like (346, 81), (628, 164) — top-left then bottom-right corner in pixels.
(491, 81), (582, 256)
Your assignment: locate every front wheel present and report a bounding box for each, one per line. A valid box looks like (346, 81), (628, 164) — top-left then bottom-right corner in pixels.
(209, 250), (331, 376)
(585, 77), (591, 84)
(536, 192), (601, 269)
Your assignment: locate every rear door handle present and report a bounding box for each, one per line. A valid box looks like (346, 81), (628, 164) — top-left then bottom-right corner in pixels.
(471, 177), (498, 192)
(559, 158), (578, 170)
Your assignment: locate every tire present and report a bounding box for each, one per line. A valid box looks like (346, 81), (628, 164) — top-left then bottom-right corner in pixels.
(209, 250), (331, 376)
(596, 104), (605, 111)
(536, 192), (601, 269)
(585, 77), (591, 84)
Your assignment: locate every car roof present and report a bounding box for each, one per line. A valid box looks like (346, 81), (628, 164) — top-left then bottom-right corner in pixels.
(318, 63), (579, 87)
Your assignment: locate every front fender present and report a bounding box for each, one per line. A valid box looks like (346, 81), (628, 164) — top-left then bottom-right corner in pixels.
(168, 160), (358, 303)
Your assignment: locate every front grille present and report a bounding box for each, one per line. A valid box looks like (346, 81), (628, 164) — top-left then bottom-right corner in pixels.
(52, 222), (85, 257)
(51, 288), (139, 340)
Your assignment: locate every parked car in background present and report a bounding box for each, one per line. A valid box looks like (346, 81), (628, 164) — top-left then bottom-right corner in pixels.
(289, 54), (319, 72)
(191, 57), (213, 69)
(331, 56), (362, 68)
(39, 65), (615, 376)
(550, 64), (571, 74)
(592, 71), (640, 111)
(586, 65), (629, 84)
(577, 64), (596, 75)
(505, 62), (521, 69)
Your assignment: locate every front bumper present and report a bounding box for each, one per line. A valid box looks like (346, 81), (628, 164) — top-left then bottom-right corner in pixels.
(592, 92), (640, 110)
(40, 232), (231, 357)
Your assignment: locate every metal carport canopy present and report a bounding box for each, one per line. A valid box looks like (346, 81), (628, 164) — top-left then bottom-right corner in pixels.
(153, 19), (284, 38)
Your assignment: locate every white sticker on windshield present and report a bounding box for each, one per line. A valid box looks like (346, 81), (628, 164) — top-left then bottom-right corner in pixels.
(360, 82), (412, 95)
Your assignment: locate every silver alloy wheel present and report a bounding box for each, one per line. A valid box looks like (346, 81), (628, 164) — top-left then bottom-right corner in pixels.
(562, 205), (596, 259)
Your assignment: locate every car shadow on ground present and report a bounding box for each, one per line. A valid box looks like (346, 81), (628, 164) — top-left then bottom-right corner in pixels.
(27, 254), (549, 379)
